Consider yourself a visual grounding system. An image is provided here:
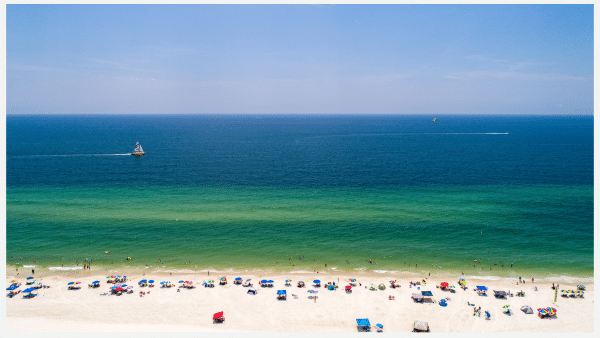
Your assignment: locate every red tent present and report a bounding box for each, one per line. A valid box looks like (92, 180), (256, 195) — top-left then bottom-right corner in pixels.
(345, 285), (352, 290)
(440, 282), (449, 288)
(213, 311), (224, 320)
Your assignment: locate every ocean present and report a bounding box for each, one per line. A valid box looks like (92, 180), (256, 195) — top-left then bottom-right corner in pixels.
(5, 114), (594, 280)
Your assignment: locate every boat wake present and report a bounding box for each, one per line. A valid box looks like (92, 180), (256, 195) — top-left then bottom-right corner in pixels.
(296, 132), (509, 144)
(9, 154), (133, 158)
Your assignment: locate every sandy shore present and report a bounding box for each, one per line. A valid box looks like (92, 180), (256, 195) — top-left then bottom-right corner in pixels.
(5, 270), (594, 333)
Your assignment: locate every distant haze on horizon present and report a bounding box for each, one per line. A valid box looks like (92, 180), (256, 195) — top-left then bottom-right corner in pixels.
(6, 4), (594, 115)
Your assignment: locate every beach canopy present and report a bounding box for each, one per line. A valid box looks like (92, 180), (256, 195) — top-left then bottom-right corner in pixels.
(277, 290), (286, 295)
(521, 305), (533, 314)
(23, 288), (35, 293)
(356, 318), (371, 327)
(493, 290), (507, 298)
(440, 282), (449, 288)
(213, 311), (224, 320)
(421, 291), (433, 297)
(413, 321), (429, 331)
(313, 280), (321, 284)
(476, 286), (488, 291)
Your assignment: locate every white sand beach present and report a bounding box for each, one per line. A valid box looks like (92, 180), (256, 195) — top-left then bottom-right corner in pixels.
(5, 270), (594, 333)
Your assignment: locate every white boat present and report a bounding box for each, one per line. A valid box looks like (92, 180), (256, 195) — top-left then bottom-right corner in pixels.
(132, 142), (146, 156)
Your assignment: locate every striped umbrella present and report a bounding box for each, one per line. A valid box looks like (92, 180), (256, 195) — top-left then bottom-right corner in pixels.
(502, 305), (510, 309)
(538, 308), (547, 314)
(548, 307), (557, 313)
(286, 279), (292, 283)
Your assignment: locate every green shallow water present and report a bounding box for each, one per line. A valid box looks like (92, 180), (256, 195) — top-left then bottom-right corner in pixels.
(6, 184), (593, 279)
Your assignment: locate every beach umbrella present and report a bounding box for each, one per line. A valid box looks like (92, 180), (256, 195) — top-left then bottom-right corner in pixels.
(376, 324), (383, 328)
(308, 290), (318, 294)
(246, 279), (251, 282)
(179, 280), (185, 283)
(350, 279), (356, 282)
(23, 288), (35, 293)
(27, 277), (34, 280)
(260, 280), (268, 284)
(448, 286), (456, 290)
(111, 286), (119, 290)
(10, 280), (17, 283)
(235, 277), (242, 281)
(148, 280), (155, 284)
(115, 287), (123, 292)
(67, 282), (75, 285)
(92, 281), (100, 284)
(208, 280), (215, 284)
(313, 280), (321, 284)
(139, 279), (147, 283)
(548, 307), (557, 313)
(503, 305), (510, 309)
(121, 284), (127, 288)
(220, 277), (226, 281)
(286, 279), (292, 283)
(267, 280), (274, 283)
(345, 285), (352, 290)
(440, 282), (449, 288)
(213, 311), (224, 320)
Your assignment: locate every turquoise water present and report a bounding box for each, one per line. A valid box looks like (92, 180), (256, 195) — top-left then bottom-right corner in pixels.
(6, 115), (594, 279)
(6, 184), (593, 278)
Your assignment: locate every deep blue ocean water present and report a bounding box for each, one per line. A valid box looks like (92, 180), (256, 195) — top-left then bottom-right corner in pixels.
(6, 114), (594, 279)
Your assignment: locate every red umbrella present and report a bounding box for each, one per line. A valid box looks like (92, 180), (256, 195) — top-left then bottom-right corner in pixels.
(440, 282), (449, 288)
(115, 287), (123, 292)
(213, 311), (224, 320)
(345, 285), (352, 290)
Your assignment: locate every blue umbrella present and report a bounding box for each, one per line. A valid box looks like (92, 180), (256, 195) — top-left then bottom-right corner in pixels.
(314, 280), (321, 284)
(268, 280), (274, 283)
(67, 282), (75, 285)
(139, 279), (147, 283)
(376, 324), (383, 328)
(160, 281), (166, 284)
(179, 280), (185, 283)
(121, 284), (128, 288)
(27, 277), (34, 280)
(148, 280), (155, 284)
(235, 277), (243, 281)
(261, 280), (268, 283)
(23, 288), (35, 293)
(111, 286), (118, 290)
(277, 290), (286, 295)
(92, 281), (100, 284)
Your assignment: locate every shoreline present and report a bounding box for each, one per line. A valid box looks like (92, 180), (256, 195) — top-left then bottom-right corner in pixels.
(6, 264), (594, 284)
(6, 269), (594, 333)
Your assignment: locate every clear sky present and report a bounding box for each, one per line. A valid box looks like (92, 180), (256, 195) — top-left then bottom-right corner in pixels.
(6, 4), (594, 115)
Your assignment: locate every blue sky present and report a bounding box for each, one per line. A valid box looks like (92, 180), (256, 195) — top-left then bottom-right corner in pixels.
(6, 4), (594, 115)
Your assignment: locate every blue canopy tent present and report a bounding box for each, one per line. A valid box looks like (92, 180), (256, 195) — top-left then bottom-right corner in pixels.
(356, 318), (371, 331)
(476, 286), (488, 291)
(421, 291), (433, 297)
(277, 290), (286, 295)
(6, 284), (19, 291)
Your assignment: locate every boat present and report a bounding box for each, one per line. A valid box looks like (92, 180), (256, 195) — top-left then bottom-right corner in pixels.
(131, 142), (146, 156)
